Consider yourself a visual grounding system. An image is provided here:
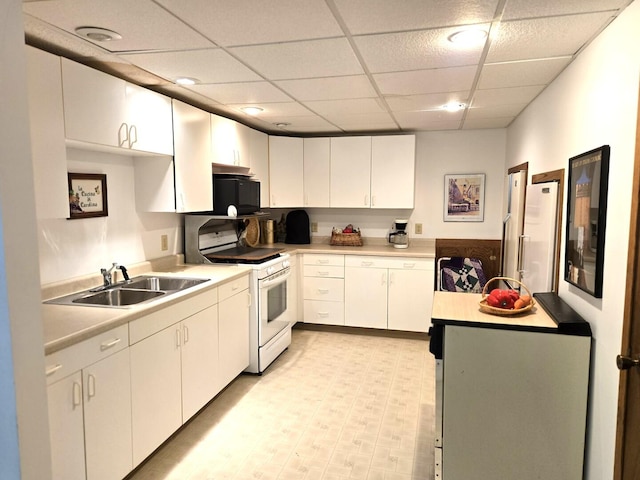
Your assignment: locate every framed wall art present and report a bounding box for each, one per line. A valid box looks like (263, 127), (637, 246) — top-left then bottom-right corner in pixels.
(444, 173), (486, 222)
(68, 173), (108, 219)
(564, 145), (610, 298)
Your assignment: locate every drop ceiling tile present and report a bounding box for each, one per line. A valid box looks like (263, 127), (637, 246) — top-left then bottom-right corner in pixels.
(478, 57), (571, 89)
(466, 103), (528, 119)
(373, 66), (477, 95)
(472, 85), (545, 107)
(156, 0), (342, 46)
(274, 76), (377, 101)
(386, 91), (470, 112)
(271, 116), (343, 133)
(395, 110), (462, 130)
(230, 38), (364, 80)
(334, 0), (499, 35)
(355, 26), (488, 73)
(326, 113), (399, 131)
(22, 0), (213, 52)
(462, 117), (514, 129)
(189, 82), (292, 104)
(120, 49), (262, 84)
(303, 98), (385, 117)
(502, 0), (629, 20)
(487, 12), (615, 62)
(227, 102), (314, 118)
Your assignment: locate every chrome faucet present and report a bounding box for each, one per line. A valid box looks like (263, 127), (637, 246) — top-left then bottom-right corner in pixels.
(101, 263), (118, 287)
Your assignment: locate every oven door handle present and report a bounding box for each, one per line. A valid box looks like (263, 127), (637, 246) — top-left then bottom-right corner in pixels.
(260, 268), (291, 288)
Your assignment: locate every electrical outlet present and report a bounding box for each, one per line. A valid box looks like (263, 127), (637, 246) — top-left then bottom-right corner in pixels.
(161, 234), (168, 251)
(415, 223), (423, 235)
(311, 222), (318, 233)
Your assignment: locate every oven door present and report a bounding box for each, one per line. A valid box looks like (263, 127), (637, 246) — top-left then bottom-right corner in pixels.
(258, 267), (291, 347)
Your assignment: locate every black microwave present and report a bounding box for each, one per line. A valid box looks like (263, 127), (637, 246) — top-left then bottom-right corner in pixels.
(212, 175), (260, 215)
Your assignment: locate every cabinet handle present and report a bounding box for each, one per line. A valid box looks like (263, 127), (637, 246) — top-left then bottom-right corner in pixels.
(128, 124), (138, 148)
(389, 272), (394, 285)
(382, 272), (387, 286)
(100, 338), (121, 351)
(403, 262), (416, 269)
(72, 382), (82, 408)
(364, 194), (369, 206)
(317, 288), (329, 294)
(361, 261), (373, 267)
(87, 374), (96, 399)
(318, 312), (329, 318)
(318, 259), (330, 264)
(118, 122), (129, 147)
(176, 328), (181, 348)
(183, 325), (189, 344)
(317, 271), (329, 276)
(271, 194), (276, 206)
(232, 284), (239, 291)
(371, 195), (376, 207)
(247, 292), (252, 307)
(45, 364), (63, 376)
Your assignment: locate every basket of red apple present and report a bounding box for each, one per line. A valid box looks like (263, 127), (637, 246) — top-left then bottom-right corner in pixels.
(330, 224), (363, 246)
(479, 277), (535, 316)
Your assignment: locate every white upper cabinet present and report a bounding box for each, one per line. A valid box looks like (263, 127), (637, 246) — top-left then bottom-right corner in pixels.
(25, 46), (69, 219)
(330, 136), (372, 208)
(61, 58), (173, 155)
(269, 136), (304, 208)
(371, 135), (416, 209)
(303, 138), (330, 207)
(249, 128), (270, 208)
(211, 114), (250, 167)
(172, 99), (213, 212)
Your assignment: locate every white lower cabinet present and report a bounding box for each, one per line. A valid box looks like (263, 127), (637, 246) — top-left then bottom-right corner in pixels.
(46, 324), (132, 480)
(303, 254), (345, 325)
(218, 276), (250, 389)
(344, 266), (388, 329)
(387, 266), (433, 332)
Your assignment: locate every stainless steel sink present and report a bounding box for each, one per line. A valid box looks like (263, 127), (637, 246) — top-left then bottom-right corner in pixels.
(44, 275), (210, 308)
(71, 289), (165, 307)
(124, 276), (208, 292)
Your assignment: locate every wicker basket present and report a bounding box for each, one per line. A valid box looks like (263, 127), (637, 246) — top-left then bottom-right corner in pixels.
(330, 231), (363, 246)
(478, 276), (535, 316)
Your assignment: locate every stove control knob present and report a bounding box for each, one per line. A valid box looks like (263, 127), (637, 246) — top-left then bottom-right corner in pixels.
(267, 266), (275, 275)
(282, 260), (290, 268)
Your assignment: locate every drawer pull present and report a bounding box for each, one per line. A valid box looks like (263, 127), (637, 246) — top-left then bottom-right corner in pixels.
(72, 382), (82, 408)
(232, 284), (239, 291)
(318, 312), (329, 318)
(317, 288), (329, 294)
(318, 259), (330, 264)
(361, 261), (373, 267)
(403, 262), (416, 268)
(100, 338), (122, 351)
(45, 364), (63, 376)
(183, 325), (189, 344)
(87, 374), (96, 399)
(318, 271), (329, 276)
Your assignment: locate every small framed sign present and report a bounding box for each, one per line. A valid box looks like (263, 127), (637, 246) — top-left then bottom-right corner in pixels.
(68, 173), (108, 219)
(444, 173), (485, 222)
(564, 145), (610, 298)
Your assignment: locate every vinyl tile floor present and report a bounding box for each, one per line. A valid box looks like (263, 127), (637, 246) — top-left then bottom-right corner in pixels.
(126, 326), (436, 480)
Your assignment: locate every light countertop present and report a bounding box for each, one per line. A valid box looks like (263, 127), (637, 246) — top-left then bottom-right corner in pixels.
(431, 291), (558, 331)
(270, 239), (435, 258)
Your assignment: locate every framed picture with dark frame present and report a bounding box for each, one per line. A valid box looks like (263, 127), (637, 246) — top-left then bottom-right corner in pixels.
(564, 145), (610, 298)
(68, 173), (108, 219)
(444, 173), (486, 222)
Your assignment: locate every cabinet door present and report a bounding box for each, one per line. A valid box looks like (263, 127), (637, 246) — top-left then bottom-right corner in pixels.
(61, 58), (127, 148)
(371, 135), (416, 208)
(211, 114), (240, 165)
(47, 372), (86, 480)
(236, 122), (251, 167)
(330, 136), (372, 207)
(388, 268), (432, 332)
(25, 46), (69, 219)
(269, 136), (304, 207)
(83, 348), (132, 480)
(249, 128), (270, 207)
(218, 289), (250, 388)
(130, 326), (182, 466)
(181, 305), (220, 421)
(173, 100), (213, 212)
(303, 137), (330, 207)
(344, 267), (388, 328)
(126, 84), (173, 155)
(286, 256), (299, 324)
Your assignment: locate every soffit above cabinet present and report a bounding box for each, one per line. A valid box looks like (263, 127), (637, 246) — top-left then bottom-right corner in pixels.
(22, 0), (633, 135)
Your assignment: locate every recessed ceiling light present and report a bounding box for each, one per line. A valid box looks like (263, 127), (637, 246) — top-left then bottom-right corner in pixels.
(241, 107), (264, 116)
(75, 27), (122, 42)
(448, 28), (487, 46)
(175, 77), (199, 85)
(274, 122), (291, 128)
(442, 102), (466, 112)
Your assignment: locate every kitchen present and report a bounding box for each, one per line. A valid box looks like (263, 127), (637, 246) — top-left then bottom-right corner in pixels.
(2, 1), (640, 480)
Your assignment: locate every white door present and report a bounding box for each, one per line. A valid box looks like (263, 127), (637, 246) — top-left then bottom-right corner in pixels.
(218, 289), (250, 388)
(211, 114), (240, 165)
(330, 136), (372, 208)
(249, 129), (270, 207)
(126, 84), (173, 155)
(269, 136), (304, 207)
(388, 268), (432, 333)
(520, 182), (559, 293)
(345, 267), (387, 329)
(303, 137), (331, 207)
(502, 171), (526, 280)
(371, 135), (416, 208)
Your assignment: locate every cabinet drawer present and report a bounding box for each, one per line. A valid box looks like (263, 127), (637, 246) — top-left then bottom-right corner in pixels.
(345, 255), (433, 270)
(303, 265), (344, 278)
(303, 254), (344, 266)
(303, 278), (344, 301)
(45, 324), (129, 385)
(218, 274), (250, 302)
(304, 300), (344, 326)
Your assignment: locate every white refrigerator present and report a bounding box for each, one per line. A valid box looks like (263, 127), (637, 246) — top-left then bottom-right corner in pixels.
(519, 182), (559, 293)
(502, 171), (526, 280)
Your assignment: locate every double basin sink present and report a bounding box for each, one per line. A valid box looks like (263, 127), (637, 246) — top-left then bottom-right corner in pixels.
(45, 275), (209, 308)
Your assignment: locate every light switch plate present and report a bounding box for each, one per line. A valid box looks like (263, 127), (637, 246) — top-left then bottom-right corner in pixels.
(415, 223), (423, 235)
(311, 222), (318, 233)
(161, 234), (168, 251)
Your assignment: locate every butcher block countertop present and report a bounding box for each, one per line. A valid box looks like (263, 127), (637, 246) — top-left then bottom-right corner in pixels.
(431, 291), (558, 331)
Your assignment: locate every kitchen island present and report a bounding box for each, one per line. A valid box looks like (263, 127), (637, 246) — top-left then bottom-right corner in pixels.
(430, 291), (591, 480)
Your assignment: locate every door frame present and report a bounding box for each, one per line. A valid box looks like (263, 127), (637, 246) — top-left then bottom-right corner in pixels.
(613, 85), (640, 480)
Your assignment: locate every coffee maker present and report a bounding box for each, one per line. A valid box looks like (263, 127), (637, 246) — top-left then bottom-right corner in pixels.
(388, 219), (409, 249)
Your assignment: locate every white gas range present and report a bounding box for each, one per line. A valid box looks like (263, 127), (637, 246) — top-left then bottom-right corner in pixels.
(184, 215), (292, 374)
